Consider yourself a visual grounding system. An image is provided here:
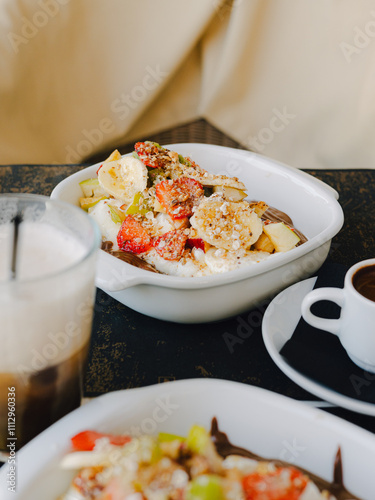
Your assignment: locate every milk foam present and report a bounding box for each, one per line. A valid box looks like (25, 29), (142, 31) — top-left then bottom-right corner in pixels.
(0, 222), (86, 281)
(0, 222), (96, 371)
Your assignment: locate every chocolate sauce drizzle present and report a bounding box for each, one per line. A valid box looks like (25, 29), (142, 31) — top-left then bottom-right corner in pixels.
(101, 241), (160, 273)
(210, 417), (360, 500)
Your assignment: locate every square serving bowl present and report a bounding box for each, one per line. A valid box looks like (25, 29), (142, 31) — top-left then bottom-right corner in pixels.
(51, 144), (344, 323)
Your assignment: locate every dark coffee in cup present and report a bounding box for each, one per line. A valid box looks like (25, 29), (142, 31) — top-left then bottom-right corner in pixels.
(0, 342), (89, 451)
(352, 264), (375, 302)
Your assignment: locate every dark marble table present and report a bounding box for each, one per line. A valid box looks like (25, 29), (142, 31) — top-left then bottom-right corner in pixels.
(1, 164), (375, 434)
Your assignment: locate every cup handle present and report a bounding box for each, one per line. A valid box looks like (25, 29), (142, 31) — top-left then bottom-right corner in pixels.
(301, 287), (345, 335)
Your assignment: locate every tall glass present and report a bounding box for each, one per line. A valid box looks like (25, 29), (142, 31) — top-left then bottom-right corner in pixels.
(0, 194), (100, 451)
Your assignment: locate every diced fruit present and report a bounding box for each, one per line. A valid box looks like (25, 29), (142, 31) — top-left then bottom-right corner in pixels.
(98, 156), (148, 204)
(134, 141), (165, 168)
(125, 192), (150, 215)
(79, 178), (105, 197)
(186, 475), (224, 500)
(158, 432), (186, 443)
(136, 436), (162, 465)
(172, 217), (189, 230)
(186, 238), (208, 253)
(186, 424), (210, 454)
(249, 201), (269, 218)
(155, 177), (204, 219)
(153, 230), (188, 261)
(108, 204), (126, 224)
(242, 467), (308, 500)
(253, 232), (275, 253)
(263, 222), (300, 252)
(147, 166), (167, 186)
(79, 195), (107, 211)
(104, 149), (122, 162)
(153, 198), (166, 213)
(213, 185), (247, 201)
(181, 155), (199, 169)
(71, 430), (131, 451)
(96, 149), (122, 174)
(117, 215), (152, 254)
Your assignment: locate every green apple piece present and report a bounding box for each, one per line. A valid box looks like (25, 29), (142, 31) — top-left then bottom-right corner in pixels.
(263, 222), (300, 252)
(186, 475), (224, 500)
(79, 195), (107, 211)
(186, 424), (210, 454)
(135, 436), (162, 465)
(108, 204), (126, 224)
(126, 192), (150, 215)
(79, 178), (105, 197)
(158, 432), (185, 443)
(213, 185), (247, 201)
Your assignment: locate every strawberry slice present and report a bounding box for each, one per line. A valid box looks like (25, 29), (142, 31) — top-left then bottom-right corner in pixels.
(134, 141), (165, 168)
(71, 430), (131, 451)
(155, 177), (203, 219)
(153, 230), (188, 261)
(117, 215), (152, 254)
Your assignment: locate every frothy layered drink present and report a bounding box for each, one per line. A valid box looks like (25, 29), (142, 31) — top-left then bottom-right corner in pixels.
(0, 213), (98, 450)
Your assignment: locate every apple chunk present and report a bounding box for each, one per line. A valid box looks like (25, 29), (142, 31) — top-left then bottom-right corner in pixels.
(213, 185), (247, 201)
(253, 232), (275, 253)
(79, 178), (105, 197)
(79, 195), (108, 211)
(263, 222), (300, 252)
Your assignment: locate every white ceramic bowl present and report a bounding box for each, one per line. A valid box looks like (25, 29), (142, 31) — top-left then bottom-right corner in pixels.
(0, 379), (374, 500)
(51, 144), (344, 323)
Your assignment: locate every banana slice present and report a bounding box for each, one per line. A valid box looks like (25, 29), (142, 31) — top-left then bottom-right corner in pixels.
(98, 156), (148, 204)
(184, 170), (247, 190)
(190, 196), (262, 251)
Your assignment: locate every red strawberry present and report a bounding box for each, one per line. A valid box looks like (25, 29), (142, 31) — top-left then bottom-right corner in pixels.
(186, 238), (206, 252)
(155, 177), (203, 219)
(134, 141), (165, 168)
(117, 215), (152, 254)
(153, 230), (188, 261)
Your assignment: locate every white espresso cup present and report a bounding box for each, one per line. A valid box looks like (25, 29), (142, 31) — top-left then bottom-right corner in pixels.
(301, 258), (375, 373)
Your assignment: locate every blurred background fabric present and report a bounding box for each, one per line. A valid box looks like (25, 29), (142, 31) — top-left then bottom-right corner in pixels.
(1, 0), (375, 169)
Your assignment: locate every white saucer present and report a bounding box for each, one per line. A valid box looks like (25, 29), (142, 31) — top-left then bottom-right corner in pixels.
(262, 277), (375, 416)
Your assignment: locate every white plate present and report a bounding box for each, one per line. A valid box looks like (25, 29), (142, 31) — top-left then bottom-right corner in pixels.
(262, 277), (375, 416)
(1, 378), (375, 499)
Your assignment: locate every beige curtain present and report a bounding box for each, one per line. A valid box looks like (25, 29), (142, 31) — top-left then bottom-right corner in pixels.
(1, 0), (375, 169)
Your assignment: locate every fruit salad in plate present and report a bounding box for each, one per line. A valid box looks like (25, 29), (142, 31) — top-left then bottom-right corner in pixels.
(79, 142), (306, 277)
(58, 419), (357, 500)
